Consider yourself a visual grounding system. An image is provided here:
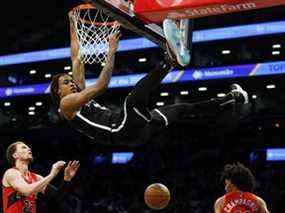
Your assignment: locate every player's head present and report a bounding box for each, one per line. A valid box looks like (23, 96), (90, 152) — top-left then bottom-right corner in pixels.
(6, 141), (33, 166)
(50, 73), (80, 108)
(221, 162), (255, 193)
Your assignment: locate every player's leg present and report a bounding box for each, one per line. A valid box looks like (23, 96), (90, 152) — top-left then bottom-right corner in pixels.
(150, 84), (249, 127)
(111, 62), (173, 144)
(127, 25), (193, 115)
(126, 56), (173, 120)
(123, 17), (194, 120)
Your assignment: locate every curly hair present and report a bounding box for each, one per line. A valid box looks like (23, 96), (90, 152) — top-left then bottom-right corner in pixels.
(221, 162), (256, 192)
(50, 73), (68, 108)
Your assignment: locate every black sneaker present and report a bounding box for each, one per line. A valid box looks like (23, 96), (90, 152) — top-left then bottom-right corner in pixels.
(230, 84), (249, 104)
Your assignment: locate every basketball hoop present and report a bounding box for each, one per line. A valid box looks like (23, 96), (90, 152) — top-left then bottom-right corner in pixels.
(69, 3), (120, 64)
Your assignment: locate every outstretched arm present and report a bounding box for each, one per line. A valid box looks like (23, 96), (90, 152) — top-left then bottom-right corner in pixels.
(39, 161), (80, 201)
(69, 13), (85, 90)
(60, 31), (121, 118)
(4, 161), (66, 196)
(95, 30), (120, 94)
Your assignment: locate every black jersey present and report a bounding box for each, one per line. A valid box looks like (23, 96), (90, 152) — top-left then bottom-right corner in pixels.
(68, 97), (168, 145)
(68, 100), (117, 142)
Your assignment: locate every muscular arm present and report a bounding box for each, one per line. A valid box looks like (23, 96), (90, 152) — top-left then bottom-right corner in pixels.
(69, 14), (85, 90)
(95, 44), (116, 93)
(214, 196), (224, 213)
(4, 169), (56, 197)
(60, 31), (121, 118)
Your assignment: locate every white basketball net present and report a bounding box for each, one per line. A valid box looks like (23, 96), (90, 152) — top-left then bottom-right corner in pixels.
(71, 5), (120, 64)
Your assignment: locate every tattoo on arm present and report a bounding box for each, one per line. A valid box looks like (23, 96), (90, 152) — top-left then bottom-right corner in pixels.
(97, 52), (115, 88)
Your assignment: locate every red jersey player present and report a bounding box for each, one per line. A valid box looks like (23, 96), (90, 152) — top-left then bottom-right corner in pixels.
(2, 141), (80, 213)
(214, 162), (269, 213)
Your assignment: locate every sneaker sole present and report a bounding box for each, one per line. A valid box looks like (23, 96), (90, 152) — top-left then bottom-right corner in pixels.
(163, 19), (191, 66)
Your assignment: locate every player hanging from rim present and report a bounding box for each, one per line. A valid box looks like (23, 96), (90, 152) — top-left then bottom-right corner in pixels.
(49, 12), (249, 146)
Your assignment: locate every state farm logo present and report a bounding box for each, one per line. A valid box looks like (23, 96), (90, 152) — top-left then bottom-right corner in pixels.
(155, 0), (184, 7)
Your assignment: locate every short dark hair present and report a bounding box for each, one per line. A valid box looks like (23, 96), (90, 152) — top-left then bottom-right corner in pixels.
(6, 141), (25, 166)
(50, 73), (67, 108)
(221, 162), (256, 192)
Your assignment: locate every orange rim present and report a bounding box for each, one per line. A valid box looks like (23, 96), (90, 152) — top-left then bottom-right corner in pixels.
(78, 19), (117, 26)
(71, 3), (95, 11)
(70, 3), (116, 26)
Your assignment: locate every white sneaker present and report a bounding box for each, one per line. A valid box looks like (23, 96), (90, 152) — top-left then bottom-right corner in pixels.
(230, 84), (249, 104)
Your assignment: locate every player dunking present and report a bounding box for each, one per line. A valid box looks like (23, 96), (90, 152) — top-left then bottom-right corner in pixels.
(214, 162), (270, 213)
(49, 14), (249, 146)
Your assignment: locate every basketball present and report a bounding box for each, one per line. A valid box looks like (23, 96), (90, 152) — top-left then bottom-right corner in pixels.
(144, 183), (170, 210)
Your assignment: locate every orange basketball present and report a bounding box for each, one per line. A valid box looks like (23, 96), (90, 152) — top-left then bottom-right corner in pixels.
(144, 183), (170, 210)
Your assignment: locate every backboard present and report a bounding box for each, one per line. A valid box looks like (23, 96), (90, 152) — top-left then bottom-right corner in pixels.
(83, 0), (285, 49)
(83, 0), (166, 50)
(134, 0), (285, 23)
